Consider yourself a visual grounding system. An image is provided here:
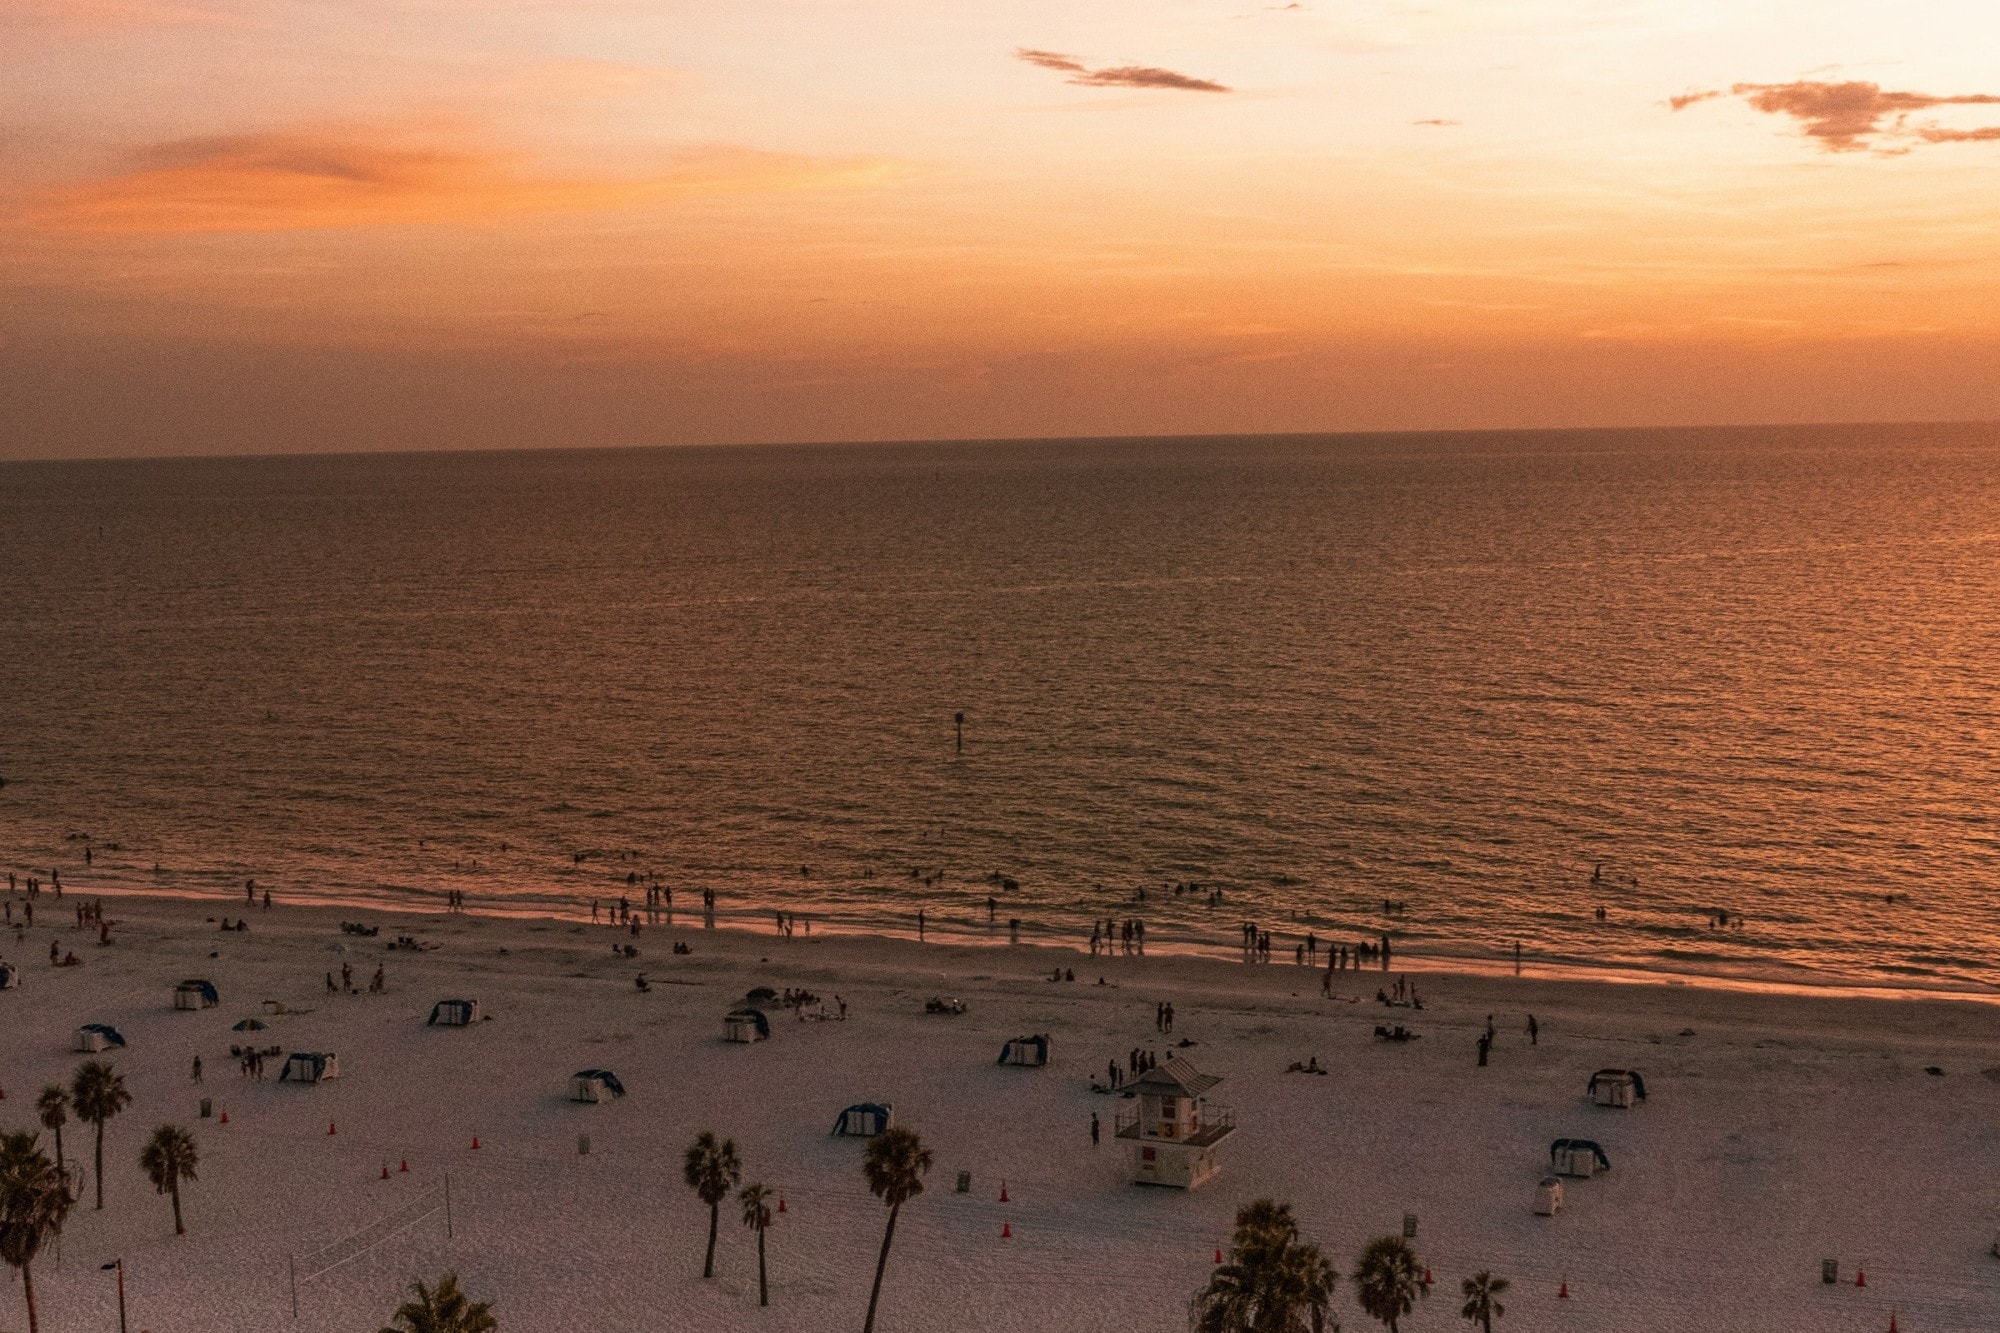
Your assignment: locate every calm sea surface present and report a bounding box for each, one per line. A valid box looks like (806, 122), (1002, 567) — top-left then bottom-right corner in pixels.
(4, 426), (2000, 992)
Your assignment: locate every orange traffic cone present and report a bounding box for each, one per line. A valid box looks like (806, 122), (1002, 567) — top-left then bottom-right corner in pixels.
(1856, 1270), (1867, 1288)
(381, 1163), (390, 1180)
(1000, 1181), (1009, 1203)
(1889, 1314), (1898, 1332)
(1558, 1280), (1570, 1300)
(471, 1136), (481, 1149)
(1214, 1249), (1223, 1264)
(1001, 1221), (1012, 1238)
(777, 1198), (786, 1214)
(220, 1111), (229, 1124)
(1422, 1268), (1433, 1287)
(328, 1122), (337, 1136)
(400, 1159), (409, 1173)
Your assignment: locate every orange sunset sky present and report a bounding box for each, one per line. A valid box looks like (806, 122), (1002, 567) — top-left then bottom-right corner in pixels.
(4, 0), (1999, 458)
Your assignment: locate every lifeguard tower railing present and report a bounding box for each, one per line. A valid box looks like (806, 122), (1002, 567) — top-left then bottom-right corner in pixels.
(1114, 1104), (1235, 1147)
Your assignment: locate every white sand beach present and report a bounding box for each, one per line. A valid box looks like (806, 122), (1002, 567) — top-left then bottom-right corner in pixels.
(3, 893), (1997, 1333)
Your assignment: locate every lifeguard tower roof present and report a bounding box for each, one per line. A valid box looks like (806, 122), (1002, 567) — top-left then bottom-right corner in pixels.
(1128, 1057), (1221, 1098)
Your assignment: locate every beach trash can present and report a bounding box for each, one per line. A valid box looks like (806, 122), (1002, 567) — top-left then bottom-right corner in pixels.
(199, 1098), (212, 1119)
(1535, 1177), (1564, 1216)
(1821, 1259), (1838, 1284)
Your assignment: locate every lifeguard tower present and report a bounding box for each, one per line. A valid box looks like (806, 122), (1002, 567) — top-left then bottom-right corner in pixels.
(1116, 1056), (1234, 1189)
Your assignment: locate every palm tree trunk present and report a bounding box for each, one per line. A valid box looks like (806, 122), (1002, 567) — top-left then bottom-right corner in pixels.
(171, 1179), (185, 1234)
(757, 1223), (768, 1306)
(703, 1201), (718, 1278)
(94, 1120), (105, 1210)
(862, 1202), (900, 1333)
(52, 1126), (64, 1173)
(22, 1260), (39, 1333)
(1482, 1314), (1492, 1333)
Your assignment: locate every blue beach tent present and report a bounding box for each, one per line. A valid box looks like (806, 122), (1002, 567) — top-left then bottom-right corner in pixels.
(1550, 1138), (1611, 1177)
(175, 979), (220, 1009)
(832, 1103), (894, 1137)
(76, 1023), (126, 1051)
(725, 1008), (771, 1042)
(428, 999), (482, 1026)
(997, 1034), (1051, 1066)
(281, 1051), (341, 1083)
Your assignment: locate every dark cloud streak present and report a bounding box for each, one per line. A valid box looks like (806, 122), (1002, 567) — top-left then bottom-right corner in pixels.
(1672, 80), (2000, 152)
(1013, 47), (1229, 94)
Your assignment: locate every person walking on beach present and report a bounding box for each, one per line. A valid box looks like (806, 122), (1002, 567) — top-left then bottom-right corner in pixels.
(1476, 1033), (1491, 1067)
(1526, 1013), (1539, 1045)
(262, 890), (271, 909)
(326, 971), (336, 995)
(191, 1055), (202, 1082)
(1485, 1014), (1496, 1045)
(1090, 1112), (1100, 1146)
(1164, 1002), (1174, 1034)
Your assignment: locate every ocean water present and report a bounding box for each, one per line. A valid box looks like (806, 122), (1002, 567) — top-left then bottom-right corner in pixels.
(4, 425), (2000, 993)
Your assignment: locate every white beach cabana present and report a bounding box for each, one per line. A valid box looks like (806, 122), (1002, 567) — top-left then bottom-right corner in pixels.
(1550, 1137), (1611, 1178)
(569, 1069), (626, 1103)
(428, 998), (482, 1027)
(997, 1034), (1051, 1067)
(1535, 1176), (1564, 1215)
(1587, 1068), (1646, 1108)
(831, 1102), (894, 1136)
(281, 1051), (341, 1083)
(75, 1023), (127, 1052)
(174, 978), (220, 1010)
(724, 1008), (771, 1043)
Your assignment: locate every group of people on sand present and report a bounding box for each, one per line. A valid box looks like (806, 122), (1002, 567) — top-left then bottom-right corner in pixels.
(324, 960), (386, 995)
(1098, 1045), (1166, 1090)
(1090, 918), (1145, 956)
(1474, 1011), (1540, 1066)
(11, 869), (61, 897)
(243, 880), (273, 909)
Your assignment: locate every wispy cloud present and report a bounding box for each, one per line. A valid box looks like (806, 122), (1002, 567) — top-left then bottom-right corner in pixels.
(1413, 118), (1460, 127)
(1672, 80), (2000, 152)
(1014, 47), (1229, 94)
(17, 129), (895, 235)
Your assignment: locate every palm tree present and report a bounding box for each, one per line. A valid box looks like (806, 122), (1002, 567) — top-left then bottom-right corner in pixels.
(0, 1131), (76, 1333)
(740, 1182), (775, 1307)
(1459, 1271), (1509, 1332)
(378, 1273), (496, 1333)
(860, 1126), (931, 1333)
(682, 1131), (741, 1279)
(1190, 1199), (1340, 1333)
(70, 1061), (131, 1211)
(1353, 1236), (1426, 1333)
(139, 1125), (199, 1236)
(33, 1089), (67, 1174)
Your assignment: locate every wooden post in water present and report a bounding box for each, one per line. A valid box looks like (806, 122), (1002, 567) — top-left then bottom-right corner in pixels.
(955, 712), (964, 754)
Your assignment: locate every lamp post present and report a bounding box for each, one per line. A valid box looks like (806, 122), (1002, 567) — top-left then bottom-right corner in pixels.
(100, 1259), (126, 1333)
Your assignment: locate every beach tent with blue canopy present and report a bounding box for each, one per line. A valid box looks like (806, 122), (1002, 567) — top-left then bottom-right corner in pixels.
(724, 1008), (771, 1043)
(997, 1034), (1051, 1067)
(832, 1103), (894, 1137)
(75, 1023), (126, 1052)
(1588, 1068), (1646, 1108)
(1550, 1138), (1611, 1178)
(175, 979), (220, 1010)
(281, 1051), (341, 1083)
(428, 998), (482, 1027)
(570, 1069), (626, 1103)
(232, 1017), (267, 1032)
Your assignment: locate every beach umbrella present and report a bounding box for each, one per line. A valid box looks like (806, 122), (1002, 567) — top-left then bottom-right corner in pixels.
(232, 1018), (267, 1032)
